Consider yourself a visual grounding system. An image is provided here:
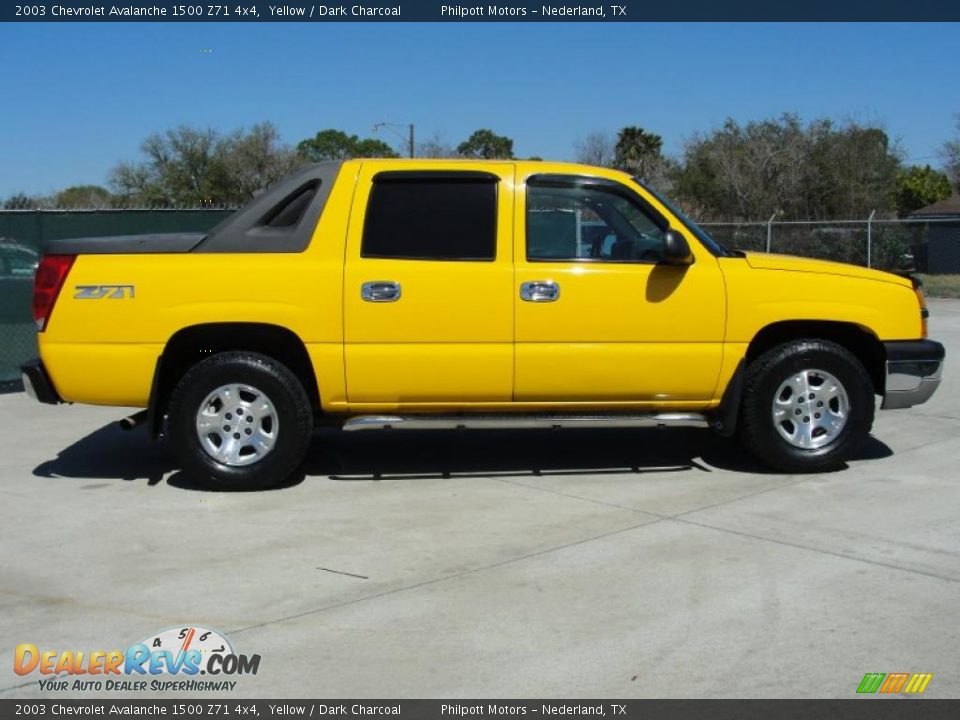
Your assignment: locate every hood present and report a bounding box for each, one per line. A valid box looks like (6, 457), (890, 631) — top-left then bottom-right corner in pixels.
(742, 252), (913, 288)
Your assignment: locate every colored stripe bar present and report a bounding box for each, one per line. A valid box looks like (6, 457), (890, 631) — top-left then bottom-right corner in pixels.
(857, 673), (886, 694)
(880, 673), (909, 693)
(905, 673), (933, 694)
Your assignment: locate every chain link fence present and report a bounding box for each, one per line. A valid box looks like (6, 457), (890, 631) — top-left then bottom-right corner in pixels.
(1, 210), (958, 386)
(700, 217), (959, 272)
(0, 209), (233, 386)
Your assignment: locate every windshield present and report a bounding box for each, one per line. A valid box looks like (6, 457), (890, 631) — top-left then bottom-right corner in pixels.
(634, 179), (730, 257)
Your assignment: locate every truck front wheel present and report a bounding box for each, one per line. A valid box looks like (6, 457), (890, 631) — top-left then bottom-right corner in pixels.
(167, 351), (314, 490)
(739, 339), (874, 472)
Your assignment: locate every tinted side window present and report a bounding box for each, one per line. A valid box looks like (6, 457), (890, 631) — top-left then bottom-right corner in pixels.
(527, 180), (666, 263)
(260, 180), (320, 228)
(362, 176), (497, 261)
(0, 247), (37, 277)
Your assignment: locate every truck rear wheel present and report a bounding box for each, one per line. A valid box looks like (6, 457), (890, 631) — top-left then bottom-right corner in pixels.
(739, 339), (874, 472)
(167, 352), (313, 490)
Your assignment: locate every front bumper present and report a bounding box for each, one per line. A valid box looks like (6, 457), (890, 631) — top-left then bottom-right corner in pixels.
(20, 358), (63, 405)
(881, 340), (945, 410)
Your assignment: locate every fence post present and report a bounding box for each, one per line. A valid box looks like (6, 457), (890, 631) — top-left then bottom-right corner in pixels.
(866, 209), (876, 268)
(35, 208), (43, 254)
(765, 212), (777, 253)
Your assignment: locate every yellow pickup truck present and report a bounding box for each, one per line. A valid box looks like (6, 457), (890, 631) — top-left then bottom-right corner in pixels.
(22, 159), (944, 489)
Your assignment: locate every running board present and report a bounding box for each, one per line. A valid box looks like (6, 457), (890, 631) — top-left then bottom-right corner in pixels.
(342, 413), (709, 432)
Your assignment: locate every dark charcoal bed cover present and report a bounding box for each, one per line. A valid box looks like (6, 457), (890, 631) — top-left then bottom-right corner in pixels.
(45, 162), (344, 256)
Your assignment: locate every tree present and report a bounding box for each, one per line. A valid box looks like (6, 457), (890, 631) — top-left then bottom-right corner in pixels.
(110, 122), (298, 206)
(110, 161), (168, 206)
(417, 133), (457, 159)
(2, 193), (41, 210)
(614, 126), (664, 180)
(457, 129), (514, 159)
(110, 125), (229, 205)
(823, 124), (901, 218)
(296, 129), (397, 162)
(942, 115), (960, 191)
(893, 165), (952, 217)
(573, 131), (615, 166)
(147, 126), (226, 203)
(352, 137), (399, 158)
(672, 114), (902, 221)
(53, 185), (114, 208)
(222, 123), (302, 201)
(296, 129), (354, 161)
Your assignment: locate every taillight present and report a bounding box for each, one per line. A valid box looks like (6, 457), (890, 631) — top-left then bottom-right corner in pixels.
(32, 255), (75, 332)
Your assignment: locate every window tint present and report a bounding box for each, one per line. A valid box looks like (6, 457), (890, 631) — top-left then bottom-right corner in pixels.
(636, 178), (729, 256)
(362, 175), (497, 260)
(0, 246), (37, 277)
(260, 180), (320, 228)
(527, 180), (666, 263)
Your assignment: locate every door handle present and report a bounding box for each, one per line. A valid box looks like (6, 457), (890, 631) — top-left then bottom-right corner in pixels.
(361, 281), (402, 302)
(520, 280), (560, 302)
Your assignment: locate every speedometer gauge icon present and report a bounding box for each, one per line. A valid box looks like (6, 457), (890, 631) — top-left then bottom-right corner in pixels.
(139, 626), (233, 671)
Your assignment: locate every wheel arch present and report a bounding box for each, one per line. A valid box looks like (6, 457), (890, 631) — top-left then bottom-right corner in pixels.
(148, 322), (320, 438)
(715, 319), (886, 437)
(744, 320), (885, 395)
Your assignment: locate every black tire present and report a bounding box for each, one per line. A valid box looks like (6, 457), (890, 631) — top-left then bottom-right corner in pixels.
(739, 339), (874, 472)
(167, 351), (313, 490)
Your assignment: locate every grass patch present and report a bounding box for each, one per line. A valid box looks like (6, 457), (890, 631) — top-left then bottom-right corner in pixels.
(916, 274), (960, 299)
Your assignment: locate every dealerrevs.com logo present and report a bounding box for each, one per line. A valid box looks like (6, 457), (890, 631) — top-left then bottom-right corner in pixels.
(14, 626), (260, 692)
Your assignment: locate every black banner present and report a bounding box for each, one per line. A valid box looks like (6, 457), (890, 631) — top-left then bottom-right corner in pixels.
(2, 0), (959, 22)
(2, 700), (960, 719)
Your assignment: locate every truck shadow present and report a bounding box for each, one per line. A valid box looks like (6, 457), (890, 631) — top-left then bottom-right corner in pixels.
(33, 422), (175, 485)
(33, 421), (894, 490)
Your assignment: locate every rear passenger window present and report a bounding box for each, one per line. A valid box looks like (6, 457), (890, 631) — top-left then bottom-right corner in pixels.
(362, 173), (497, 261)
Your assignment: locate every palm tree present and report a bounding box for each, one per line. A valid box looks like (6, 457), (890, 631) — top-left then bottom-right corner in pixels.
(615, 127), (663, 180)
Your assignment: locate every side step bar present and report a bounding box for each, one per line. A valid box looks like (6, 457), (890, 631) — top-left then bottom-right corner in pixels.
(342, 413), (709, 432)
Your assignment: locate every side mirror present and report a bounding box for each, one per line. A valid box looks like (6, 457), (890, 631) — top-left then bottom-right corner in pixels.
(662, 229), (693, 266)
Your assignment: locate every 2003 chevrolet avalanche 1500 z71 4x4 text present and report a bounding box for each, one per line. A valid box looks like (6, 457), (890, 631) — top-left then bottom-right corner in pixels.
(21, 160), (945, 489)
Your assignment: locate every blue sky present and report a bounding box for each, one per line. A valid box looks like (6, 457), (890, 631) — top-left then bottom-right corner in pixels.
(1, 22), (957, 196)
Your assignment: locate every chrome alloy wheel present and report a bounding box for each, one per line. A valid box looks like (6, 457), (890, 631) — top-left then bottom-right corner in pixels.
(195, 384), (279, 466)
(772, 369), (849, 449)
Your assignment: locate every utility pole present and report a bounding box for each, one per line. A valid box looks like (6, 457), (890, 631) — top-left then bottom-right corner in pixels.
(373, 122), (415, 158)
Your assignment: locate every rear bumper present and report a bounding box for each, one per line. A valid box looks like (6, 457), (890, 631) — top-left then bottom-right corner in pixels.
(881, 340), (945, 410)
(20, 358), (63, 405)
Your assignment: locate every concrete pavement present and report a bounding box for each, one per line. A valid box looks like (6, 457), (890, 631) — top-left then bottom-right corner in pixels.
(1, 300), (959, 699)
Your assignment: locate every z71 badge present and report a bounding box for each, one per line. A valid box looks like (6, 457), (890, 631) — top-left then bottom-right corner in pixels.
(74, 285), (135, 299)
